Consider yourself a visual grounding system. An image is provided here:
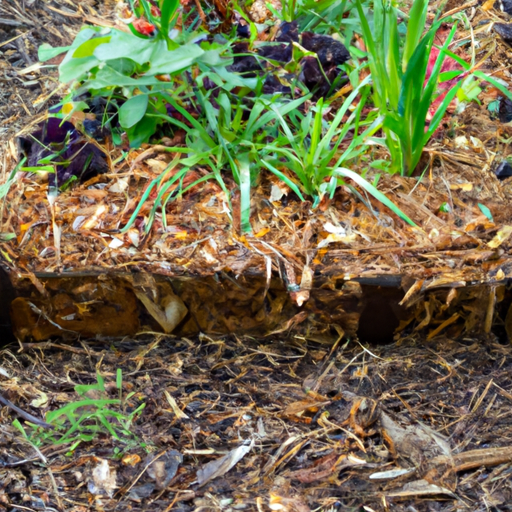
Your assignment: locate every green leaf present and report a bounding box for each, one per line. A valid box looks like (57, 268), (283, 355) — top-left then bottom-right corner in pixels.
(160, 0), (180, 38)
(147, 43), (205, 75)
(403, 0), (428, 69)
(93, 30), (166, 64)
(439, 202), (451, 213)
(58, 27), (103, 83)
(332, 167), (418, 227)
(81, 65), (165, 89)
(473, 70), (512, 102)
(73, 36), (112, 58)
(260, 159), (306, 201)
(59, 56), (100, 84)
(91, 30), (203, 75)
(119, 94), (149, 128)
(38, 43), (71, 62)
(125, 115), (159, 147)
(478, 203), (493, 222)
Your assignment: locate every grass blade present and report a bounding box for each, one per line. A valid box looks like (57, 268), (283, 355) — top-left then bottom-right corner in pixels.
(332, 167), (418, 227)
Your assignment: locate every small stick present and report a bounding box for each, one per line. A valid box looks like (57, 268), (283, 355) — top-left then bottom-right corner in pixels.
(0, 392), (54, 429)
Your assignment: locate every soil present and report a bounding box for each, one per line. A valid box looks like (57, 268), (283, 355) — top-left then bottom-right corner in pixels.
(2, 1), (512, 511)
(1, 333), (512, 511)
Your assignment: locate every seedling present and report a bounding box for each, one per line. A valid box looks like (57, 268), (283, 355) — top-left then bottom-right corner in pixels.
(14, 371), (146, 455)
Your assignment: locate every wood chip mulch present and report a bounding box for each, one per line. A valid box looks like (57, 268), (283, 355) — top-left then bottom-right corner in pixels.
(1, 333), (512, 511)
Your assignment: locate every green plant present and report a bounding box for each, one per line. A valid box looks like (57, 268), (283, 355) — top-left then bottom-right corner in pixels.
(355, 0), (512, 177)
(38, 0), (240, 148)
(354, 0), (459, 176)
(1, 157), (28, 241)
(17, 371), (146, 454)
(267, 0), (300, 22)
(257, 77), (417, 226)
(267, 0), (354, 29)
(120, 85), (314, 235)
(299, 0), (352, 39)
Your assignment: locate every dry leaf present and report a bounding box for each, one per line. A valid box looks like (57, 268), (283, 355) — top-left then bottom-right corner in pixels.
(88, 459), (117, 497)
(196, 440), (253, 486)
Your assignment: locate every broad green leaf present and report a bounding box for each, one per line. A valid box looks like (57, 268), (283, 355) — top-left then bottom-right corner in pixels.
(38, 43), (70, 62)
(73, 36), (111, 58)
(82, 65), (173, 88)
(58, 27), (102, 82)
(125, 114), (159, 147)
(93, 30), (161, 63)
(148, 43), (205, 74)
(59, 56), (100, 84)
(119, 94), (149, 128)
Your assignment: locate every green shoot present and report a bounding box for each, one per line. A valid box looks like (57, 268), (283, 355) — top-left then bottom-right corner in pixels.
(21, 371), (146, 455)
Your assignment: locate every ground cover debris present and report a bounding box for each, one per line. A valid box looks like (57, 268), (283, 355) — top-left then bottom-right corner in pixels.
(1, 334), (512, 510)
(2, 0), (512, 510)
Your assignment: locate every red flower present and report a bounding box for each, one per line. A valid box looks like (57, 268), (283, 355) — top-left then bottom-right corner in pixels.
(132, 18), (156, 36)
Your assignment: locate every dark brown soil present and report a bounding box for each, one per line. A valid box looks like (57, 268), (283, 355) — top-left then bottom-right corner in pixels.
(1, 333), (512, 511)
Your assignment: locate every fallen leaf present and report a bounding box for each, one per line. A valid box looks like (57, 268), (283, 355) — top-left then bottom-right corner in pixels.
(196, 440), (253, 486)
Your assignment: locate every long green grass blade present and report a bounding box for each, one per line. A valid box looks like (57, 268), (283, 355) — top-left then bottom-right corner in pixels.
(260, 159), (306, 200)
(332, 167), (418, 227)
(160, 0), (180, 39)
(403, 0), (428, 69)
(307, 99), (324, 168)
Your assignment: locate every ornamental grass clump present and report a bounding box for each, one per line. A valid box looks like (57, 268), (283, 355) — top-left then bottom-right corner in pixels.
(355, 0), (464, 176)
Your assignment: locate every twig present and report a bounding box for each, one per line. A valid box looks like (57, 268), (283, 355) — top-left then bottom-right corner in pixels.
(0, 393), (54, 429)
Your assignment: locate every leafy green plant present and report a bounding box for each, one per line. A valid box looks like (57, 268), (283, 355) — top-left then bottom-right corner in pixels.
(38, 0), (239, 148)
(354, 0), (460, 176)
(355, 0), (512, 176)
(120, 83), (314, 235)
(261, 77), (368, 204)
(257, 76), (417, 226)
(17, 371), (146, 454)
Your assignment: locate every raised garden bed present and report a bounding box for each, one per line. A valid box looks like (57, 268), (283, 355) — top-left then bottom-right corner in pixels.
(2, 1), (512, 511)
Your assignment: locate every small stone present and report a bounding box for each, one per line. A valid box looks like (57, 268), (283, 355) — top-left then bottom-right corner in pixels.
(493, 161), (512, 180)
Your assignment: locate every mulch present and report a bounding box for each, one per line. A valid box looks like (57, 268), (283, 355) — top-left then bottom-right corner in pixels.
(2, 0), (512, 510)
(1, 332), (512, 511)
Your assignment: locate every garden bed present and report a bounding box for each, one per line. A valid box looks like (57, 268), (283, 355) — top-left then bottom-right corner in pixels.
(2, 0), (512, 511)
(2, 0), (512, 342)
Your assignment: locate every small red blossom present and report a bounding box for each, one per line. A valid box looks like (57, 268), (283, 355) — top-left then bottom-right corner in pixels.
(132, 18), (156, 36)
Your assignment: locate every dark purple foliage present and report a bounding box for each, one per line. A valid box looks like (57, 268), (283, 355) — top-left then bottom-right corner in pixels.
(18, 117), (109, 188)
(227, 21), (350, 98)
